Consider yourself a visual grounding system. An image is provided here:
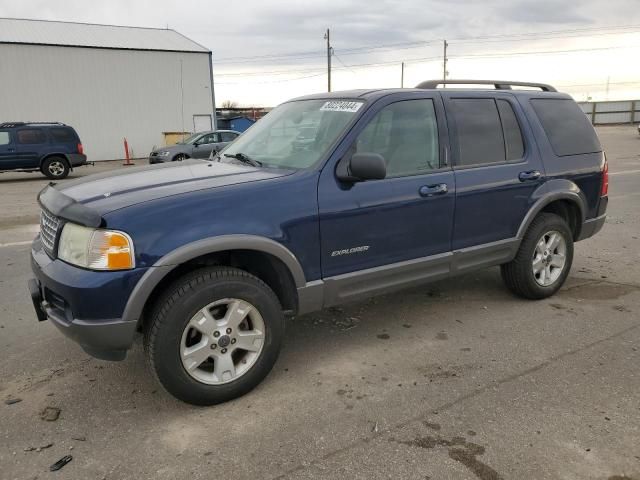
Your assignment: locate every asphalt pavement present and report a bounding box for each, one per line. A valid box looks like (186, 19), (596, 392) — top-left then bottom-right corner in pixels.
(0, 127), (638, 480)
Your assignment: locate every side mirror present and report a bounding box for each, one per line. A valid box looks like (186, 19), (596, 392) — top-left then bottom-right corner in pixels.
(338, 152), (386, 182)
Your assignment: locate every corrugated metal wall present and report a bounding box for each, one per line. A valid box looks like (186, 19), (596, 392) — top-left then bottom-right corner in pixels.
(578, 100), (640, 125)
(0, 44), (213, 160)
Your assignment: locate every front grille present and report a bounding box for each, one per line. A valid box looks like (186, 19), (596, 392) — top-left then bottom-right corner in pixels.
(40, 209), (60, 256)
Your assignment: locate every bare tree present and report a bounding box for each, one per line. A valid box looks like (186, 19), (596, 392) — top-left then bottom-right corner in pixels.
(221, 100), (238, 109)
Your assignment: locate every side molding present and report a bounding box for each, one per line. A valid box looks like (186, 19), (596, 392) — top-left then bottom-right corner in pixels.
(122, 235), (307, 325)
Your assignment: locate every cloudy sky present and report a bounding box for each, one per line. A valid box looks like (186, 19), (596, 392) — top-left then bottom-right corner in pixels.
(2, 0), (640, 106)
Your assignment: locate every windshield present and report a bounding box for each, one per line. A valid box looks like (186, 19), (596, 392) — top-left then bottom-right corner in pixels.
(220, 99), (364, 169)
(178, 133), (202, 145)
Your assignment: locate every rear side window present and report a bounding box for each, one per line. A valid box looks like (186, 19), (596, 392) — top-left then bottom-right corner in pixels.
(451, 99), (506, 166)
(0, 131), (10, 145)
(49, 127), (77, 143)
(497, 100), (524, 161)
(531, 99), (601, 156)
(16, 129), (47, 144)
(220, 132), (238, 142)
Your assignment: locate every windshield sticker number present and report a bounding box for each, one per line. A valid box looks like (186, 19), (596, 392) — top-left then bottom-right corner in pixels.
(320, 101), (363, 113)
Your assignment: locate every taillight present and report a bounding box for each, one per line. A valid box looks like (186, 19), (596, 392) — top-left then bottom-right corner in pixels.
(77, 143), (84, 155)
(601, 156), (609, 196)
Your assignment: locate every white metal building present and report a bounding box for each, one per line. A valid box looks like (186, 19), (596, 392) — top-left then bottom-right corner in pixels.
(0, 18), (216, 161)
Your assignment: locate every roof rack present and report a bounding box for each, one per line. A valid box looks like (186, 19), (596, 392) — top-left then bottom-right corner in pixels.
(0, 121), (66, 128)
(415, 79), (557, 92)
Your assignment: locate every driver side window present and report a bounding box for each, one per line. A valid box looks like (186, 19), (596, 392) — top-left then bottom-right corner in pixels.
(198, 133), (218, 145)
(354, 99), (440, 178)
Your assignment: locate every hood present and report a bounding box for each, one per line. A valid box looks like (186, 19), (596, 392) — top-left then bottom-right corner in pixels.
(57, 160), (292, 215)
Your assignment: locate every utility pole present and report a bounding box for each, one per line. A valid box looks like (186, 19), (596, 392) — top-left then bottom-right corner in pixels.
(324, 28), (332, 92)
(443, 40), (448, 87)
(401, 62), (405, 88)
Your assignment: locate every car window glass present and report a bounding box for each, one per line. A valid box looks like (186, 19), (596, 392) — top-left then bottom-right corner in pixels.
(17, 129), (47, 144)
(451, 98), (505, 166)
(49, 127), (76, 143)
(0, 131), (10, 145)
(531, 99), (601, 156)
(354, 99), (439, 178)
(220, 132), (237, 142)
(198, 134), (215, 144)
(497, 100), (525, 161)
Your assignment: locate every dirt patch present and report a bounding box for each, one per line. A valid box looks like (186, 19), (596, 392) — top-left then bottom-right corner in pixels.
(398, 431), (501, 480)
(436, 331), (448, 340)
(560, 282), (637, 301)
(376, 333), (390, 340)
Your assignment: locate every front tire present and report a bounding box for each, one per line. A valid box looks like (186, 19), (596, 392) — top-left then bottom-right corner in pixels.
(144, 267), (284, 405)
(42, 156), (70, 179)
(501, 213), (574, 299)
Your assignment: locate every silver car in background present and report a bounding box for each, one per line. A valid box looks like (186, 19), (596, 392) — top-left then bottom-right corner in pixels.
(149, 130), (241, 163)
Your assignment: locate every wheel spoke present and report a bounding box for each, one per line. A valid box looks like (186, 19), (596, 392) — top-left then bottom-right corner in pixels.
(532, 255), (544, 273)
(548, 233), (561, 251)
(189, 308), (217, 335)
(550, 254), (565, 268)
(214, 354), (236, 382)
(182, 340), (211, 371)
(538, 266), (546, 284)
(224, 299), (253, 328)
(234, 330), (264, 352)
(536, 238), (546, 255)
(544, 266), (553, 284)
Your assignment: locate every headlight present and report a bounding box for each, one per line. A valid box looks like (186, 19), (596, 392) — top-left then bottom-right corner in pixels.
(58, 223), (135, 270)
(157, 151), (170, 157)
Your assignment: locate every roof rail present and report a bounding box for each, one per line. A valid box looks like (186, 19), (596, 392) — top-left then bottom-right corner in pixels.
(415, 79), (557, 92)
(0, 121), (66, 128)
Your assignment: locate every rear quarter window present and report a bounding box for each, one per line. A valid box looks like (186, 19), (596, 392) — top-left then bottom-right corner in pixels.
(531, 99), (601, 156)
(49, 127), (77, 143)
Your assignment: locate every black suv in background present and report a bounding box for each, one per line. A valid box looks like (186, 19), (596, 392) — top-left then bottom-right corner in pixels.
(0, 122), (87, 179)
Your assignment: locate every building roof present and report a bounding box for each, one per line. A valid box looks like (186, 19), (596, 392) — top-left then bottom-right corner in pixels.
(0, 18), (209, 53)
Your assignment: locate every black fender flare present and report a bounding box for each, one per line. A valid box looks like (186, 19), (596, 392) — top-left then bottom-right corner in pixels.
(121, 235), (306, 325)
(516, 179), (587, 240)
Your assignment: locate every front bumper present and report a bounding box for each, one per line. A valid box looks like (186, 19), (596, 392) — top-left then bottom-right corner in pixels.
(29, 238), (147, 361)
(148, 154), (169, 164)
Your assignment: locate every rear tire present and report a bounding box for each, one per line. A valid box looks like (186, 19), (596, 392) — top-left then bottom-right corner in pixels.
(144, 267), (284, 405)
(42, 156), (70, 179)
(501, 213), (574, 299)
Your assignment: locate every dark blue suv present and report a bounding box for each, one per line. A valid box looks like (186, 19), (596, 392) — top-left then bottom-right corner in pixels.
(0, 122), (86, 179)
(28, 80), (608, 405)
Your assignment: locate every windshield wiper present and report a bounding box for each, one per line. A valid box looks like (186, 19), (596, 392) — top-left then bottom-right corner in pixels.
(223, 152), (262, 167)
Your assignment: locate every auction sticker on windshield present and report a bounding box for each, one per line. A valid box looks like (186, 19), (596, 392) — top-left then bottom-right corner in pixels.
(320, 101), (363, 113)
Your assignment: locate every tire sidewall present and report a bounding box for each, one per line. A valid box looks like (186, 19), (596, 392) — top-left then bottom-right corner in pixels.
(151, 273), (284, 405)
(521, 216), (574, 297)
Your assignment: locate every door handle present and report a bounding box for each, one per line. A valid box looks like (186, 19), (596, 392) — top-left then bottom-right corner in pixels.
(419, 183), (448, 197)
(519, 170), (541, 182)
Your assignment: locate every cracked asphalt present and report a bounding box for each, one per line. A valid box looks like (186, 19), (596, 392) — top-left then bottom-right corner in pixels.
(0, 126), (639, 480)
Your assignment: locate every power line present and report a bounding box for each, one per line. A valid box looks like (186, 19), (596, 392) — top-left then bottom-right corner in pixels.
(215, 44), (636, 78)
(216, 72), (326, 86)
(213, 24), (640, 65)
(450, 44), (637, 59)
